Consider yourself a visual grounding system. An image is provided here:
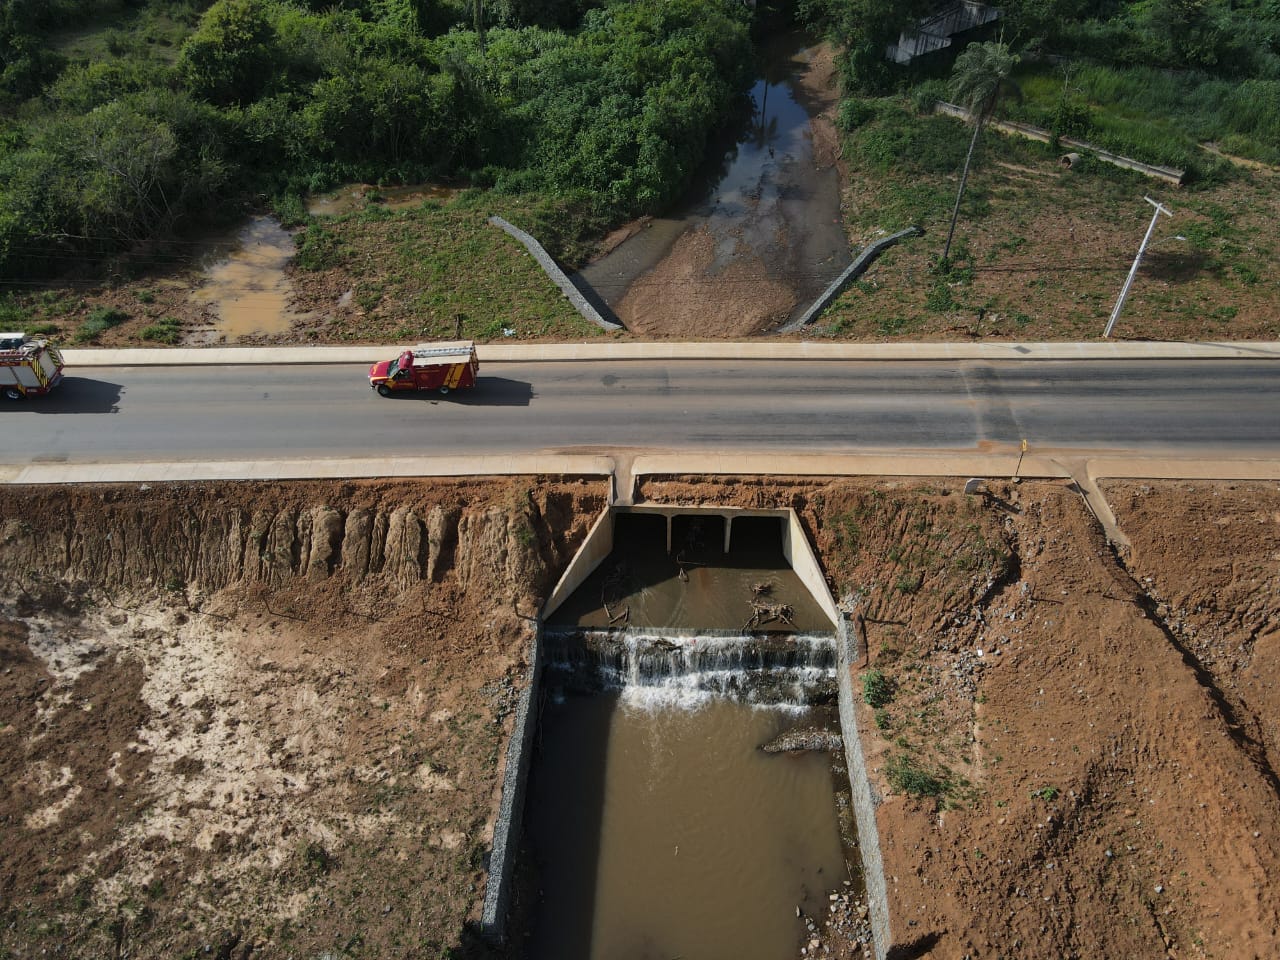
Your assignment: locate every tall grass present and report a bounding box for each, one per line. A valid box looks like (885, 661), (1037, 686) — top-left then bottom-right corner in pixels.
(1007, 63), (1280, 167)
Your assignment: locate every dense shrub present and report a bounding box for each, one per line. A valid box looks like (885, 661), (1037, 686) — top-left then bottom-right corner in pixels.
(0, 0), (755, 278)
(804, 0), (1280, 171)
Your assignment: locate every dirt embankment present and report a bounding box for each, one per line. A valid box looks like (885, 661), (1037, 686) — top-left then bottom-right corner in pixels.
(2, 476), (1279, 959)
(642, 476), (1280, 960)
(1105, 481), (1280, 798)
(0, 478), (606, 960)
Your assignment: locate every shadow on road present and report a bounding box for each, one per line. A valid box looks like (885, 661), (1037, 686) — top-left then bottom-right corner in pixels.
(2, 377), (122, 414)
(377, 377), (534, 407)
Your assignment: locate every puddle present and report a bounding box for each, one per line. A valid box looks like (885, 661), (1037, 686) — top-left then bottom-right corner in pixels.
(189, 216), (307, 341)
(574, 33), (850, 333)
(306, 183), (459, 217)
(525, 693), (848, 960)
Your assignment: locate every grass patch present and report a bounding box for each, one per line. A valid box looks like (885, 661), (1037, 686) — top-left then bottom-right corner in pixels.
(289, 190), (604, 343)
(895, 572), (923, 594)
(886, 753), (952, 801)
(139, 317), (183, 344)
(862, 669), (895, 708)
(73, 307), (128, 343)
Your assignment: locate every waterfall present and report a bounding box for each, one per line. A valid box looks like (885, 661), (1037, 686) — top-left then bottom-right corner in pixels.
(543, 630), (837, 705)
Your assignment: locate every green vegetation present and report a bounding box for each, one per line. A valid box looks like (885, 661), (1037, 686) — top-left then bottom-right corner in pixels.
(73, 306), (128, 342)
(139, 316), (184, 343)
(862, 668), (894, 707)
(291, 192), (604, 340)
(803, 0), (1280, 178)
(1, 0), (753, 280)
(886, 751), (958, 803)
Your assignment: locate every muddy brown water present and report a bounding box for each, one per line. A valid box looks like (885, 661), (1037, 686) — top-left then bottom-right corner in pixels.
(573, 32), (850, 330)
(528, 511), (850, 957)
(190, 216), (308, 341)
(547, 513), (834, 634)
(525, 692), (847, 960)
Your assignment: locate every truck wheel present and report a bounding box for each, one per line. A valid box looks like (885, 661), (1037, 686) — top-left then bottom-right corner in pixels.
(376, 384), (392, 398)
(3, 387), (24, 401)
(438, 385), (450, 396)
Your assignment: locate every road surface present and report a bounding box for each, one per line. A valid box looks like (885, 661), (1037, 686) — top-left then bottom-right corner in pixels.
(2, 359), (1278, 465)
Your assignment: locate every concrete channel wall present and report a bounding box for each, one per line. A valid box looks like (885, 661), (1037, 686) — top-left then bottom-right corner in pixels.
(488, 216), (623, 332)
(784, 510), (841, 625)
(778, 226), (923, 334)
(837, 615), (891, 960)
(480, 622), (544, 941)
(542, 506), (614, 620)
(933, 101), (1187, 185)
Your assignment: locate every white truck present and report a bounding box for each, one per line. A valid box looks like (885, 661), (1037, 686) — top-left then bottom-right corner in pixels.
(1, 333), (65, 400)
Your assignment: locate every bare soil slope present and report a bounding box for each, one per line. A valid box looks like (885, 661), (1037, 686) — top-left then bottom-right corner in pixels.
(643, 476), (1280, 959)
(0, 478), (606, 959)
(2, 477), (1278, 959)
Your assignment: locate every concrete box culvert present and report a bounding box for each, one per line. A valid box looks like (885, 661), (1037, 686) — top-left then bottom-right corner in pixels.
(482, 503), (884, 948)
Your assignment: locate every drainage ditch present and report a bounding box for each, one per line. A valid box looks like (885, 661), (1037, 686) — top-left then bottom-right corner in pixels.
(488, 507), (885, 959)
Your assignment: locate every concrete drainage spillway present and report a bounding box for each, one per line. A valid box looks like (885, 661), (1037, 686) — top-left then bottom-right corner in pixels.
(483, 506), (886, 960)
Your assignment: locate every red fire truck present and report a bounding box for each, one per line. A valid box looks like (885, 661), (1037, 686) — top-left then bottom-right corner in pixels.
(1, 333), (65, 400)
(368, 340), (479, 397)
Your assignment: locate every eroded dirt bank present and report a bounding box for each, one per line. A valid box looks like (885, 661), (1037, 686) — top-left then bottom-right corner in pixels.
(0, 478), (606, 959)
(642, 476), (1280, 959)
(2, 477), (1278, 959)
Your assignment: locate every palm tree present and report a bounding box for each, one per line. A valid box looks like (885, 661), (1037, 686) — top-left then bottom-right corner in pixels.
(941, 40), (1019, 265)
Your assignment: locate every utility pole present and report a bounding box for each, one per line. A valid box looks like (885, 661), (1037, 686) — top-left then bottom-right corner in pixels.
(1104, 196), (1172, 338)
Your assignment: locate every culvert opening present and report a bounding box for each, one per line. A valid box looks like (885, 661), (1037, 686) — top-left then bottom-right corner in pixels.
(515, 507), (871, 959)
(546, 508), (834, 635)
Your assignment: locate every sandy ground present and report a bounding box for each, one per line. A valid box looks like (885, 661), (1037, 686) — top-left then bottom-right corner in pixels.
(0, 477), (606, 959)
(1, 601), (520, 958)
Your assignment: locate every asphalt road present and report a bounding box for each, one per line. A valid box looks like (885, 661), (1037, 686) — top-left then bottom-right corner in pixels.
(2, 359), (1278, 464)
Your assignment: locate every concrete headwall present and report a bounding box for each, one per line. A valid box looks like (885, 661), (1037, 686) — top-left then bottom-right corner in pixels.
(837, 615), (891, 959)
(544, 505), (840, 626)
(783, 510), (841, 625)
(541, 506), (613, 620)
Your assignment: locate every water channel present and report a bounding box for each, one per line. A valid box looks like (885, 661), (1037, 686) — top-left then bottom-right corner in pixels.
(525, 693), (847, 960)
(185, 31), (843, 342)
(572, 31), (848, 336)
(523, 508), (856, 959)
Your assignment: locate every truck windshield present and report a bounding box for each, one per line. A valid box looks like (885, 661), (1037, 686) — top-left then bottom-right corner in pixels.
(389, 356), (403, 375)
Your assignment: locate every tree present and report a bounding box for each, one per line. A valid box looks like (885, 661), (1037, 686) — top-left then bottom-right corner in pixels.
(941, 40), (1018, 264)
(178, 0), (278, 106)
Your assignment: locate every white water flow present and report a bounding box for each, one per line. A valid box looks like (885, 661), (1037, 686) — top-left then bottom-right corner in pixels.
(526, 693), (848, 960)
(544, 631), (838, 703)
